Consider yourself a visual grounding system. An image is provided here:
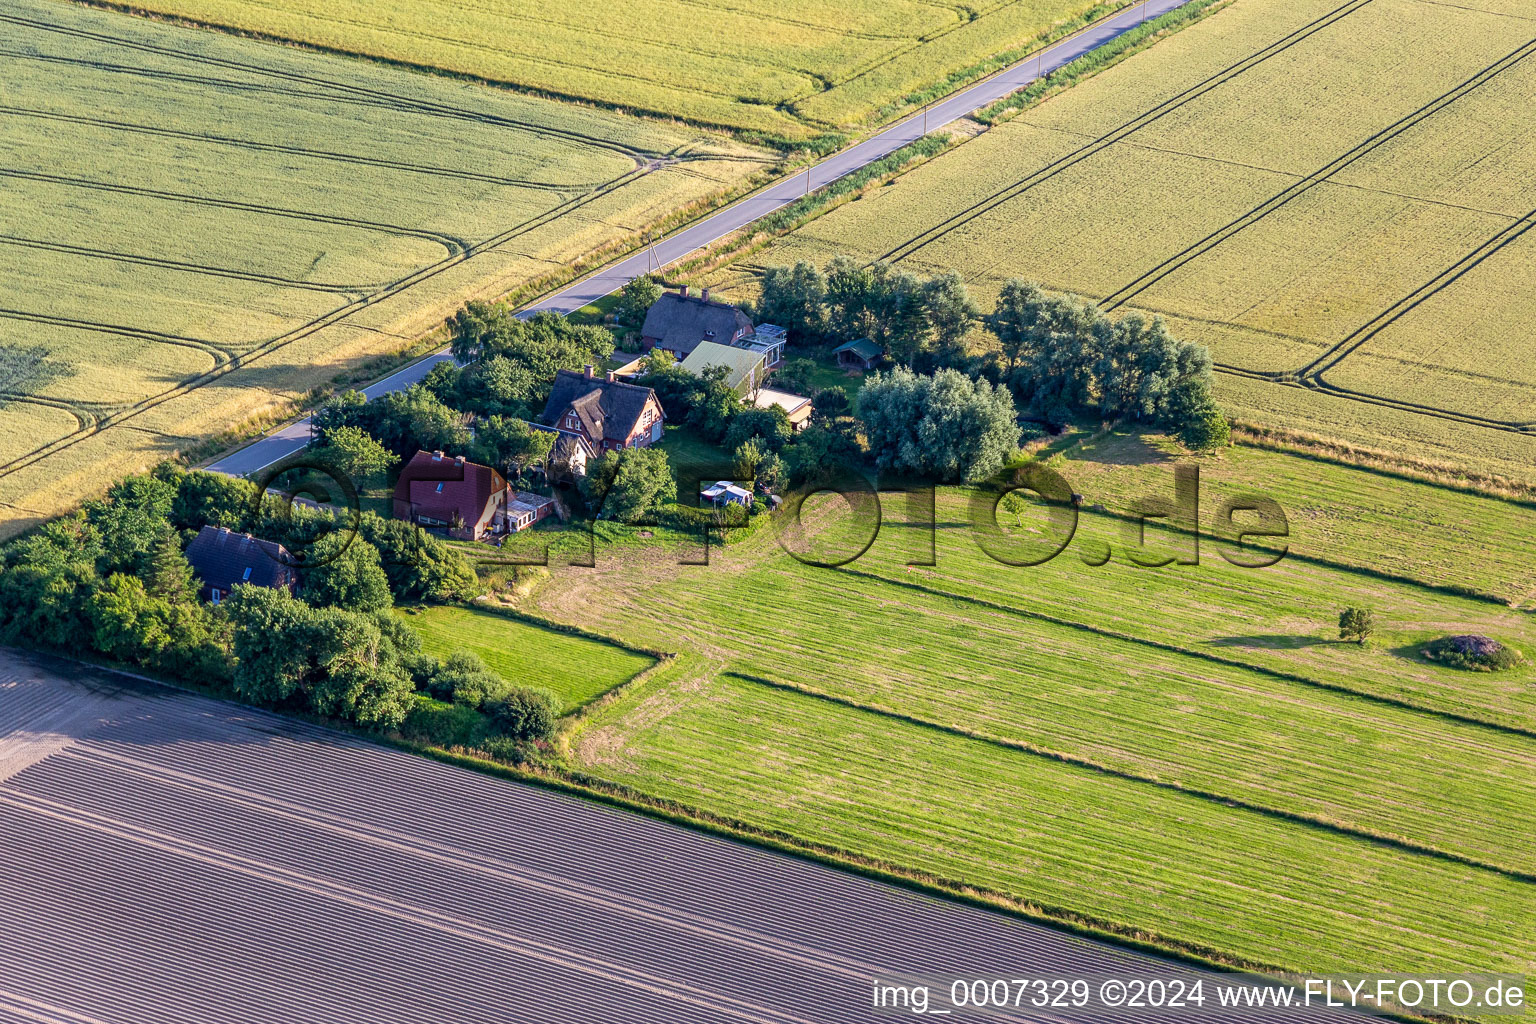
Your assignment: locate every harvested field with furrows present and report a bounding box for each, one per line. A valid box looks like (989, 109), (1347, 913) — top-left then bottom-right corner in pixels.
(1, 649), (1373, 1024)
(86, 0), (1134, 138)
(704, 0), (1536, 480)
(0, 0), (772, 537)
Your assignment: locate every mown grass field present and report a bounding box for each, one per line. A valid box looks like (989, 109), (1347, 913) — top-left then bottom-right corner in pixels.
(102, 0), (1131, 139)
(399, 604), (654, 710)
(531, 436), (1536, 983)
(706, 0), (1536, 482)
(0, 0), (771, 537)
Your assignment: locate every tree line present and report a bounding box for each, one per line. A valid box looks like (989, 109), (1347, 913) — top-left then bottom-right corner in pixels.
(0, 466), (555, 746)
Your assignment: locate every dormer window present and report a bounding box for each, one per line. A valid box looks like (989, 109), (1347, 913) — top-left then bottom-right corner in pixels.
(241, 567), (252, 581)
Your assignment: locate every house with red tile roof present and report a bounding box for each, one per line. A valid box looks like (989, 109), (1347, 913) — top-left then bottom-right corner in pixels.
(391, 449), (510, 541)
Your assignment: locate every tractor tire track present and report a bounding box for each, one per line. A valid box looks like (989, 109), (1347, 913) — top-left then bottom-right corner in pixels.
(0, 157), (658, 481)
(0, 106), (596, 191)
(0, 10), (659, 165)
(0, 169), (470, 254)
(0, 236), (383, 295)
(879, 0), (1375, 266)
(1098, 34), (1536, 312)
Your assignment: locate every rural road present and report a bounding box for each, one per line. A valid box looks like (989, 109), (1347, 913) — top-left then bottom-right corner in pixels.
(208, 0), (1192, 478)
(0, 649), (1363, 1024)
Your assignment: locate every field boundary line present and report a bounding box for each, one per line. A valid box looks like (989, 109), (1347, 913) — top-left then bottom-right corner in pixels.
(725, 671), (1536, 885)
(879, 0), (1375, 265)
(1098, 34), (1536, 310)
(836, 566), (1536, 741)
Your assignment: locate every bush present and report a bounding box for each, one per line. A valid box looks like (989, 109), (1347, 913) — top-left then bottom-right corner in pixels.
(400, 695), (489, 748)
(487, 686), (558, 741)
(1421, 635), (1524, 672)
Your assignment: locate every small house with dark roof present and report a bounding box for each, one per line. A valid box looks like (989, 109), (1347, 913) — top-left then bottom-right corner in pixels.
(540, 366), (664, 453)
(392, 449), (510, 541)
(640, 286), (753, 360)
(832, 337), (883, 371)
(183, 526), (297, 605)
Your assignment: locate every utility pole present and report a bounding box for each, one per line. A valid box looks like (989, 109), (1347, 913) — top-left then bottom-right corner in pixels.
(1141, 0), (1149, 23)
(805, 165), (811, 197)
(922, 100), (928, 135)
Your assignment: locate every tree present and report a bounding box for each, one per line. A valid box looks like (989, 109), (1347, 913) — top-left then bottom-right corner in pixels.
(224, 586), (413, 727)
(783, 420), (865, 486)
(357, 514), (479, 603)
(757, 261), (828, 344)
(914, 272), (979, 370)
(87, 474), (177, 574)
(986, 279), (1049, 373)
(144, 530), (198, 604)
(1007, 292), (1104, 425)
(811, 386), (851, 420)
(450, 304), (613, 407)
(582, 447), (673, 523)
(172, 470), (255, 532)
(1339, 606), (1375, 645)
(684, 364), (742, 443)
(0, 514), (101, 648)
(86, 573), (174, 663)
(472, 416), (555, 481)
(1176, 398), (1231, 451)
(639, 348), (675, 374)
(314, 425), (399, 482)
(857, 367), (1020, 482)
(300, 534), (393, 613)
(724, 406), (792, 454)
(614, 274), (663, 333)
(457, 356), (537, 417)
(772, 358), (818, 396)
(367, 384), (471, 457)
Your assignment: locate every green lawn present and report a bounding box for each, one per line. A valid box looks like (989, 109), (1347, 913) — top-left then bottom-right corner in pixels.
(400, 604), (654, 710)
(536, 436), (1536, 984)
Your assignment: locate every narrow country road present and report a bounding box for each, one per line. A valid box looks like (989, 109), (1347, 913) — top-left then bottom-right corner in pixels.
(208, 0), (1191, 478)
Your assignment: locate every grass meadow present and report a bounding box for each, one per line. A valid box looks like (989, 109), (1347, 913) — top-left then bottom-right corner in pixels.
(399, 604), (655, 711)
(99, 0), (1130, 139)
(0, 0), (771, 536)
(532, 435), (1536, 984)
(704, 0), (1536, 482)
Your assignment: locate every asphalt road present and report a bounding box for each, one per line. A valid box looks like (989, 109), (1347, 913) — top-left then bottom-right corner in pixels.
(0, 649), (1366, 1024)
(206, 0), (1192, 479)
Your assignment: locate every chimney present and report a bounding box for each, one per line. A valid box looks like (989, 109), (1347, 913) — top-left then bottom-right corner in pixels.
(701, 287), (710, 302)
(432, 450), (443, 461)
(584, 364), (595, 380)
(455, 455), (465, 465)
(218, 526), (230, 534)
(679, 285), (689, 298)
(606, 370), (617, 383)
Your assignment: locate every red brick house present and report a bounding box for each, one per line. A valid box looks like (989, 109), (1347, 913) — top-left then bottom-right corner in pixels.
(392, 450), (509, 540)
(539, 367), (664, 452)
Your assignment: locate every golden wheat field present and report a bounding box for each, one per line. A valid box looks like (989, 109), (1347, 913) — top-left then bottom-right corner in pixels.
(0, 0), (772, 536)
(711, 0), (1536, 481)
(97, 0), (1128, 138)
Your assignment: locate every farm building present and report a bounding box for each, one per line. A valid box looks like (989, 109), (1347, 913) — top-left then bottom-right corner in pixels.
(506, 491), (558, 532)
(392, 449), (510, 541)
(701, 480), (753, 507)
(680, 341), (768, 395)
(752, 387), (813, 431)
(183, 526), (297, 605)
(832, 337), (882, 370)
(541, 367), (665, 452)
(640, 286), (753, 359)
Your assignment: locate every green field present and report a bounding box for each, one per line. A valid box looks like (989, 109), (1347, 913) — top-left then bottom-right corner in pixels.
(533, 434), (1536, 982)
(101, 0), (1131, 138)
(400, 604), (655, 710)
(0, 0), (770, 536)
(706, 0), (1536, 482)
